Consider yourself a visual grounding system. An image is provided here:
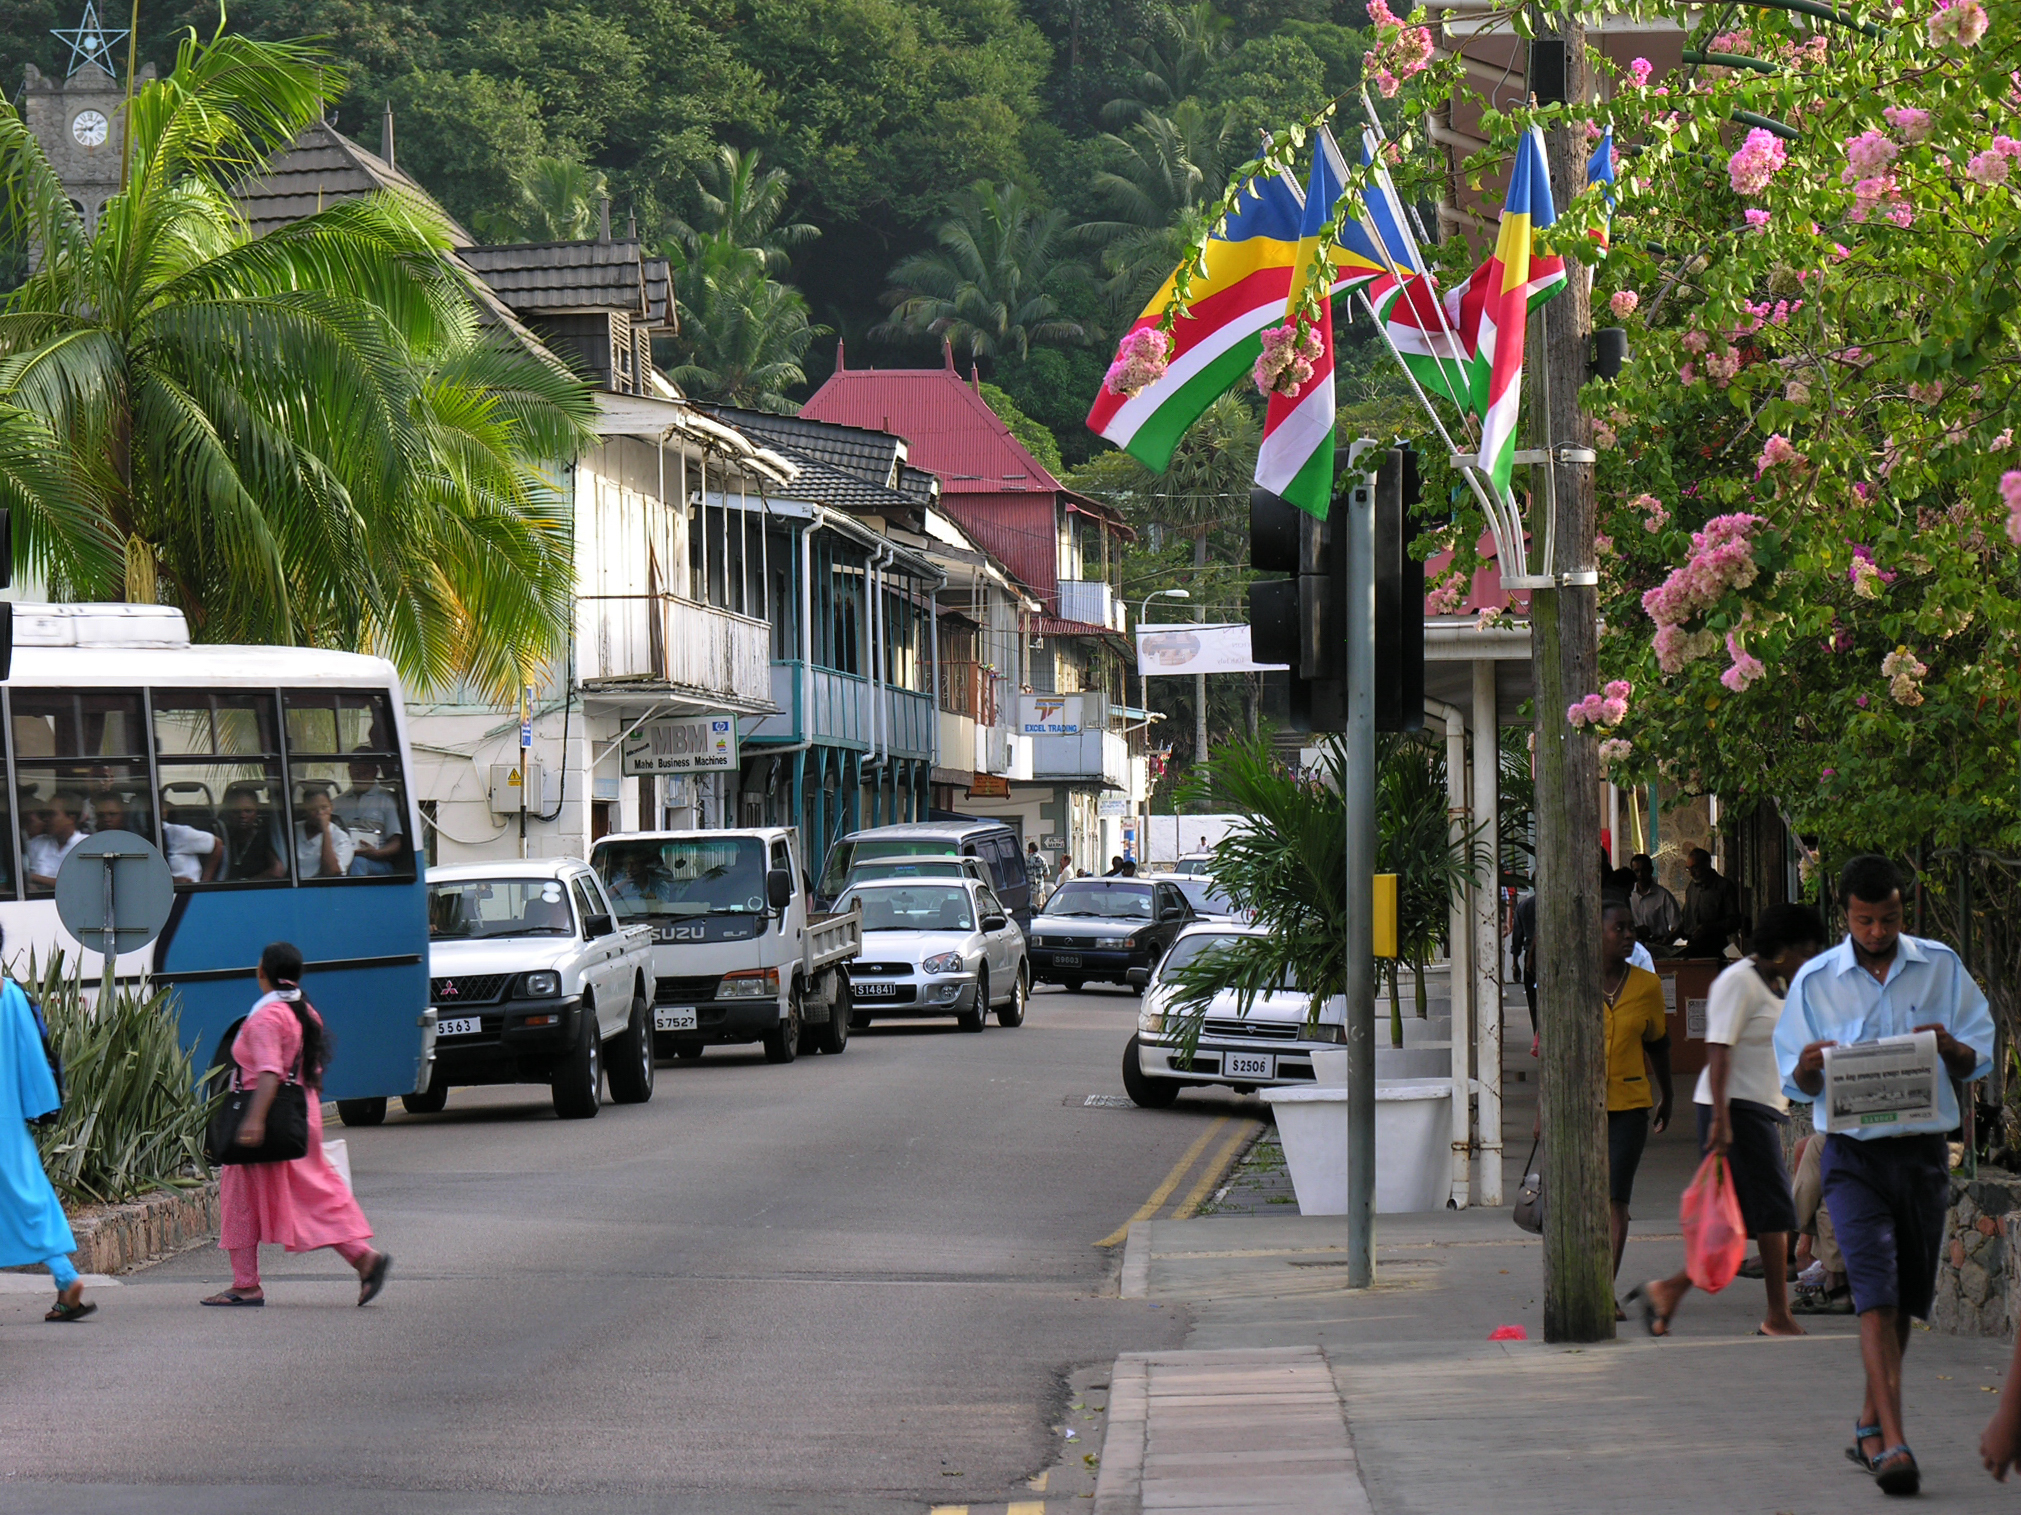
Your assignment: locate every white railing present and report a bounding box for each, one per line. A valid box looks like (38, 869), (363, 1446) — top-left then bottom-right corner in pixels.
(1056, 579), (1123, 631)
(576, 594), (773, 706)
(1030, 727), (1129, 788)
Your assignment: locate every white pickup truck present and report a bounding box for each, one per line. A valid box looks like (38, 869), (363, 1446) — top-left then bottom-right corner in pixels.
(423, 859), (657, 1119)
(588, 827), (862, 1063)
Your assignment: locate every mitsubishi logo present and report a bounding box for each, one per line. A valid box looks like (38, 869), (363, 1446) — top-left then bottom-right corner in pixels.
(441, 980), (459, 997)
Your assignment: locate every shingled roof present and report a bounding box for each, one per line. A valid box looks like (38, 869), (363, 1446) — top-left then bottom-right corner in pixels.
(698, 406), (907, 490)
(237, 120), (476, 244)
(458, 240), (673, 329)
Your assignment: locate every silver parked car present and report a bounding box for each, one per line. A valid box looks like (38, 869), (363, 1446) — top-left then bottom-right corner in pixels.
(840, 877), (1029, 1032)
(1123, 923), (1343, 1107)
(1164, 874), (1250, 924)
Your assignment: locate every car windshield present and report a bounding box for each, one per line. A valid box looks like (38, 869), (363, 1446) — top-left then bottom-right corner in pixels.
(593, 837), (768, 919)
(1158, 932), (1299, 987)
(842, 884), (974, 933)
(429, 878), (576, 939)
(848, 858), (966, 884)
(1041, 882), (1154, 919)
(1171, 878), (1238, 915)
(819, 838), (957, 897)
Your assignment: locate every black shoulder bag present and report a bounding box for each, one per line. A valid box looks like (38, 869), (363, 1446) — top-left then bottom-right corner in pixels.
(204, 1006), (312, 1166)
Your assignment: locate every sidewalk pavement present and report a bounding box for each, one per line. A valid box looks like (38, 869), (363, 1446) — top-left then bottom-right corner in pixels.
(1085, 1019), (2018, 1513)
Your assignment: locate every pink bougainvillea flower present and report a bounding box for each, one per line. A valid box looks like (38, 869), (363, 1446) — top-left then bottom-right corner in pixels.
(1729, 129), (1788, 196)
(1610, 290), (1639, 318)
(1884, 106), (1932, 141)
(1756, 433), (1804, 476)
(1627, 57), (1653, 87)
(1103, 327), (1171, 397)
(1967, 150), (2012, 186)
(1929, 0), (1989, 48)
(1720, 631), (1765, 692)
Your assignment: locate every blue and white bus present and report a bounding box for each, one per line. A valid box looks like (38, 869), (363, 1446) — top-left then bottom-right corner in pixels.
(0, 604), (432, 1123)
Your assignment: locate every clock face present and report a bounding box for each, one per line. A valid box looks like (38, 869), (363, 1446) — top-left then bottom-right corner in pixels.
(71, 110), (110, 148)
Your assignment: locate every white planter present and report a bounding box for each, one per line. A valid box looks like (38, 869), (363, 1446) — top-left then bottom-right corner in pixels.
(1261, 1080), (1453, 1215)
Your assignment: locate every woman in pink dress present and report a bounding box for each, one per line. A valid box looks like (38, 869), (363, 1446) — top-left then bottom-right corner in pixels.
(202, 941), (391, 1307)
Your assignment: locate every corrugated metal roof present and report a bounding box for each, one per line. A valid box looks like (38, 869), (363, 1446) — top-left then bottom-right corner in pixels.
(1031, 615), (1131, 652)
(458, 240), (671, 327)
(800, 356), (1063, 496)
(932, 494), (1059, 606)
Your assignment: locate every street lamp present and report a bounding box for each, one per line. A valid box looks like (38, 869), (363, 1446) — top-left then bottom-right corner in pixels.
(1133, 589), (1190, 870)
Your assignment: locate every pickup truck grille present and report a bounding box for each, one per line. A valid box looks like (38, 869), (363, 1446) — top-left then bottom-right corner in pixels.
(656, 975), (720, 1004)
(849, 962), (914, 976)
(431, 974), (509, 1005)
(1202, 1017), (1303, 1042)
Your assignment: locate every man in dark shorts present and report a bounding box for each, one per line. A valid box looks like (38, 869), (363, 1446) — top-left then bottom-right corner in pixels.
(1776, 855), (1993, 1496)
(1600, 897), (1672, 1289)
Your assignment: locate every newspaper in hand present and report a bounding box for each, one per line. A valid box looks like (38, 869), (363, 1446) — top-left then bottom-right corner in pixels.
(1820, 1030), (1941, 1134)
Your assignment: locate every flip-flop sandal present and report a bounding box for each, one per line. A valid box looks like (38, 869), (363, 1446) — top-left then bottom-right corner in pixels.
(200, 1291), (264, 1307)
(45, 1298), (96, 1322)
(358, 1252), (391, 1307)
(1845, 1422), (1882, 1471)
(1872, 1445), (1920, 1496)
(1625, 1284), (1672, 1337)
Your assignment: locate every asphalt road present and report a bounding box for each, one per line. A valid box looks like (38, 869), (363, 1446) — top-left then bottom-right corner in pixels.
(0, 985), (1265, 1515)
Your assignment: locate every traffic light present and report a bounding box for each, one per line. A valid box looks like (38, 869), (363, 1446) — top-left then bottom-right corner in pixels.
(1248, 451), (1423, 734)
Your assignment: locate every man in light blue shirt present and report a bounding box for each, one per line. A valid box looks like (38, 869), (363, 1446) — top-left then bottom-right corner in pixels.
(1773, 855), (1992, 1495)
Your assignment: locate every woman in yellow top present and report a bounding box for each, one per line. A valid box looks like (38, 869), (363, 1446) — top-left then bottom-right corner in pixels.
(1600, 898), (1673, 1292)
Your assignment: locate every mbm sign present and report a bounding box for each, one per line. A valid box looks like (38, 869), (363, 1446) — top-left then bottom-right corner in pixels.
(621, 714), (739, 774)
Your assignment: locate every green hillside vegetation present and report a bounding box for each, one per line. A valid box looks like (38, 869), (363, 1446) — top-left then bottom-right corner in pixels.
(2, 0), (1376, 460)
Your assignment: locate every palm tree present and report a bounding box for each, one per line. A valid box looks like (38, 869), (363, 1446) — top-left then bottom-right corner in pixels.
(665, 240), (825, 413)
(473, 156), (610, 244)
(1080, 103), (1239, 318)
(1102, 0), (1235, 125)
(0, 28), (594, 697)
(875, 181), (1087, 370)
(664, 146), (819, 276)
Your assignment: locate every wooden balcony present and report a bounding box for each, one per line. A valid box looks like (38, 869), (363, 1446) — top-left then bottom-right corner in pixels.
(745, 662), (935, 760)
(575, 594), (775, 710)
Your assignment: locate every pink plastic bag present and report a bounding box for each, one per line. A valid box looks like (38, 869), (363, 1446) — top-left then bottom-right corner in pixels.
(1681, 1153), (1747, 1293)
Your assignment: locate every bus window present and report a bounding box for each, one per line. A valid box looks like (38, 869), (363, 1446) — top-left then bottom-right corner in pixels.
(284, 690), (411, 881)
(12, 690), (147, 896)
(153, 691), (283, 887)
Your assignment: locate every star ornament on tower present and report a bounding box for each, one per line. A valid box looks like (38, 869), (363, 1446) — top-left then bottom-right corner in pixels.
(51, 2), (129, 81)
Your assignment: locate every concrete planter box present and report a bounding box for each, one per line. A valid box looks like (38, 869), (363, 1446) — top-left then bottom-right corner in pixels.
(28, 1183), (221, 1276)
(1261, 1080), (1452, 1215)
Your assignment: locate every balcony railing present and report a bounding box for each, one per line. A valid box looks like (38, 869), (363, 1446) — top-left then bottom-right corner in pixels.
(1057, 579), (1123, 631)
(576, 594), (774, 707)
(937, 660), (1002, 727)
(746, 662), (935, 759)
(1030, 727), (1130, 788)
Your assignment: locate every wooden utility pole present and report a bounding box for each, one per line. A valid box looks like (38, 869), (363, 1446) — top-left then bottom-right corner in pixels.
(1528, 15), (1613, 1344)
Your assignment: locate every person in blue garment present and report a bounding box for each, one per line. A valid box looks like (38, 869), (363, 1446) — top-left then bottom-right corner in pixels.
(1, 951), (92, 1321)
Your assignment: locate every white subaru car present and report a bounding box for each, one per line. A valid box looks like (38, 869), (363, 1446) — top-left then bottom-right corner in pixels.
(840, 878), (1029, 1032)
(1124, 923), (1344, 1107)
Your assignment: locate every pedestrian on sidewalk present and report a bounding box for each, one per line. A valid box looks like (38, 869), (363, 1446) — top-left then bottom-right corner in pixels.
(1629, 903), (1827, 1339)
(1, 944), (92, 1322)
(1774, 855), (1993, 1497)
(1629, 854), (1682, 951)
(1789, 1133), (1853, 1314)
(1679, 848), (1745, 957)
(203, 942), (391, 1309)
(1510, 890), (1537, 1051)
(1600, 898), (1672, 1296)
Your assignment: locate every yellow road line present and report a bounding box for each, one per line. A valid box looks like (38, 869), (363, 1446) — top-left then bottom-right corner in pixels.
(928, 1506), (967, 1514)
(1095, 1115), (1229, 1247)
(1172, 1118), (1261, 1220)
(1009, 1503), (1048, 1515)
(1027, 1470), (1049, 1492)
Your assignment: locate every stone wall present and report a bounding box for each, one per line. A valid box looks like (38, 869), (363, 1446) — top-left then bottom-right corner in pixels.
(1932, 1170), (2021, 1338)
(69, 1184), (220, 1275)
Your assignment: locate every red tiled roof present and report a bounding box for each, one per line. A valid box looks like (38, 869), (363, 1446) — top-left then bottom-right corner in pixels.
(799, 347), (1063, 496)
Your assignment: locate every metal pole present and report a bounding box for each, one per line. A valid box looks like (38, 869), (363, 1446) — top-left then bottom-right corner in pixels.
(1344, 466), (1378, 1287)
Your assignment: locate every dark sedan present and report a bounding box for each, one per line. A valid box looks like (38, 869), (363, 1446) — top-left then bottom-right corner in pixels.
(1026, 878), (1198, 993)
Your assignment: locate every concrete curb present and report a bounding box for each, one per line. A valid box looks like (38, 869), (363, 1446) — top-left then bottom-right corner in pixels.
(1119, 1221), (1152, 1299)
(1093, 1353), (1150, 1514)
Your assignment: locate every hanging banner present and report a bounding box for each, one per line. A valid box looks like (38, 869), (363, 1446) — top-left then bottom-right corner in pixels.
(621, 714), (739, 774)
(1137, 623), (1287, 677)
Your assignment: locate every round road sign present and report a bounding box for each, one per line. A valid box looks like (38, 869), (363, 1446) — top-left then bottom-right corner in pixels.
(53, 830), (175, 959)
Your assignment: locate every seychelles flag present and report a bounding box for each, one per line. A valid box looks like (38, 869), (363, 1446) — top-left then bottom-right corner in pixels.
(1470, 127), (1567, 493)
(1087, 173), (1305, 471)
(1587, 124), (1616, 255)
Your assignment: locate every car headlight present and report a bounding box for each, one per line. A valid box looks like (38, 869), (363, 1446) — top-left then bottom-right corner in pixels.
(1095, 936), (1136, 949)
(519, 970), (561, 997)
(719, 968), (779, 998)
(1304, 1022), (1346, 1044)
(921, 951), (966, 975)
(1138, 1004), (1165, 1033)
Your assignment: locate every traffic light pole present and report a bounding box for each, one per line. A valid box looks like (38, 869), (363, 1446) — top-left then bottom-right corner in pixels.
(1343, 461), (1378, 1289)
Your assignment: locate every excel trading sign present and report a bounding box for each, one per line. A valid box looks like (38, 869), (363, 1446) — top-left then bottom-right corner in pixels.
(1019, 694), (1085, 736)
(621, 714), (739, 775)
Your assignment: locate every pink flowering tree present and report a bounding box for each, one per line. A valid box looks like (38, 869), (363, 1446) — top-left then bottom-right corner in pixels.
(1361, 0), (2021, 862)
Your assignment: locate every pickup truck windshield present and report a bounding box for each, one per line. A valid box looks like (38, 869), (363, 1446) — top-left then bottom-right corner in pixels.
(595, 837), (768, 919)
(819, 839), (957, 898)
(429, 879), (576, 939)
(1041, 882), (1154, 919)
(842, 885), (974, 933)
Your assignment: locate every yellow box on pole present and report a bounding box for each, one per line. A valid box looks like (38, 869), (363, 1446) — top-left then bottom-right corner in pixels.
(1372, 873), (1398, 959)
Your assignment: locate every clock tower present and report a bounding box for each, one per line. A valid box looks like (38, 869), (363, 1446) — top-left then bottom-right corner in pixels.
(19, 3), (155, 237)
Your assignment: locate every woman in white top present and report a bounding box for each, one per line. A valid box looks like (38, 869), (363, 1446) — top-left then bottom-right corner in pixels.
(1630, 902), (1828, 1338)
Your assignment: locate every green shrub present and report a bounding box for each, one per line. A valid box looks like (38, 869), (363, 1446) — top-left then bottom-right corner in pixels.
(28, 955), (217, 1207)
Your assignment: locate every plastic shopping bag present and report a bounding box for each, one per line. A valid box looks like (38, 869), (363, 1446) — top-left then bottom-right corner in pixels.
(1680, 1152), (1747, 1293)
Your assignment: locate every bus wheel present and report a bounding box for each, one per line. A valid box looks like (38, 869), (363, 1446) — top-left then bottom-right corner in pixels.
(401, 1073), (447, 1116)
(335, 1098), (386, 1127)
